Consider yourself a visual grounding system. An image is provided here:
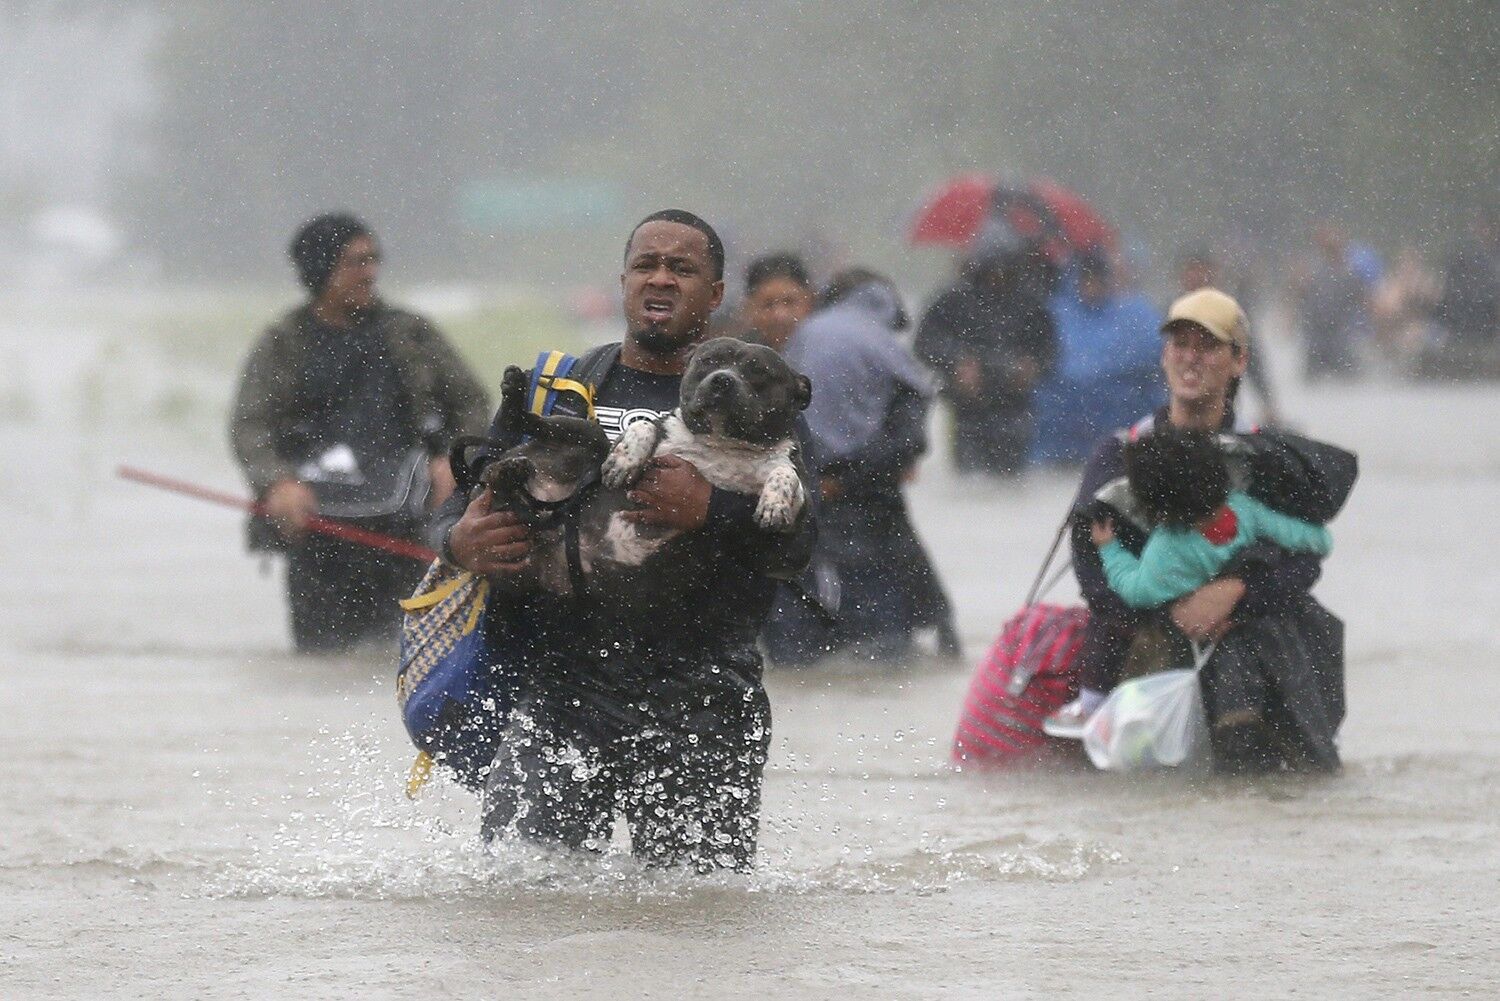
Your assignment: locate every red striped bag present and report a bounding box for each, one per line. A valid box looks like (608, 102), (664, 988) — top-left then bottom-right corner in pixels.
(951, 603), (1089, 766)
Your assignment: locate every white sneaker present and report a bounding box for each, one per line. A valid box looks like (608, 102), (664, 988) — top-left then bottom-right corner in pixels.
(1042, 699), (1093, 740)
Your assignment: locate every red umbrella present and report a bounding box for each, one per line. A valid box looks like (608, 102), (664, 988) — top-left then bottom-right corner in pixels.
(909, 175), (1116, 261)
(908, 173), (993, 246)
(1027, 178), (1116, 256)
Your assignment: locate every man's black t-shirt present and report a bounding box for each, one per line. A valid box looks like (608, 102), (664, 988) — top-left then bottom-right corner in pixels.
(592, 364), (680, 442)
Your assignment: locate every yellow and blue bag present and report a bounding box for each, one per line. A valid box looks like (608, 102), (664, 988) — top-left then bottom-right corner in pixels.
(397, 562), (498, 793)
(395, 350), (597, 796)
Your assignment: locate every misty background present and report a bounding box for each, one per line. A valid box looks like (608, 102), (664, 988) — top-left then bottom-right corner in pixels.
(3, 1), (1496, 296)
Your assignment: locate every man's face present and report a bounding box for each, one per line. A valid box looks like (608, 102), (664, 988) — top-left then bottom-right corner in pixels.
(1161, 322), (1247, 408)
(321, 234), (379, 312)
(743, 276), (814, 350)
(621, 221), (724, 354)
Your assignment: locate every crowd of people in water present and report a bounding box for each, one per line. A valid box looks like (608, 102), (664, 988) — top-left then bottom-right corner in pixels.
(223, 197), (1491, 869)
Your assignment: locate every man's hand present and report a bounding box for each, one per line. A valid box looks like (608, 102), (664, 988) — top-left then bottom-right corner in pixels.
(1090, 516), (1115, 547)
(428, 456), (457, 509)
(820, 475), (844, 503)
(1171, 577), (1246, 642)
(447, 488), (532, 575)
(622, 454), (711, 531)
(263, 479), (318, 541)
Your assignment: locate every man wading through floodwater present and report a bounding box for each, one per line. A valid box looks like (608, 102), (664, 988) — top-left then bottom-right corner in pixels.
(432, 210), (816, 871)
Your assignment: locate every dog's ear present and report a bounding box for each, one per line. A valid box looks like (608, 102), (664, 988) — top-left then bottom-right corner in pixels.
(795, 374), (812, 411)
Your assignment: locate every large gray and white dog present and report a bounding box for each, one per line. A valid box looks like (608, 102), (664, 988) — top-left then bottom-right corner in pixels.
(600, 336), (811, 562)
(469, 337), (811, 603)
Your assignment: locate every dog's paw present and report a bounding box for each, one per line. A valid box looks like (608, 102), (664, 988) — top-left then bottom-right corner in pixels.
(601, 422), (657, 488)
(754, 465), (805, 531)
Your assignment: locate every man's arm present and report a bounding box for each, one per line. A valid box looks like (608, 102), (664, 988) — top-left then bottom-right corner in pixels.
(818, 384), (928, 498)
(228, 329), (298, 497)
(427, 399), (511, 561)
(704, 469), (816, 580)
(416, 317), (492, 441)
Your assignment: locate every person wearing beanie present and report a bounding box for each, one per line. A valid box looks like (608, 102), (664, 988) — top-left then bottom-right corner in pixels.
(230, 213), (490, 653)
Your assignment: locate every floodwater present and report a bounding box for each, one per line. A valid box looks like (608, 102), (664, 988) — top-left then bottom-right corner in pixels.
(3, 297), (1498, 999)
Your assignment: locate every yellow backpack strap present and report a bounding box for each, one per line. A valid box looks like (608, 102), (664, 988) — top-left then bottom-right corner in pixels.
(528, 350), (598, 421)
(398, 571), (473, 612)
(539, 375), (597, 420)
(406, 751), (435, 799)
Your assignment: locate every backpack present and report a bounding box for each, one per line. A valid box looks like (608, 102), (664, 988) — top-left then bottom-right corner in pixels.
(951, 603), (1089, 765)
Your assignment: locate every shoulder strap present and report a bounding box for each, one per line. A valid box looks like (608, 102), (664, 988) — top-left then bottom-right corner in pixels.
(525, 349), (605, 420)
(573, 342), (622, 394)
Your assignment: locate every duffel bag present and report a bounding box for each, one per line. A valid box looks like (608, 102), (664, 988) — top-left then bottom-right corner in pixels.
(397, 560), (507, 794)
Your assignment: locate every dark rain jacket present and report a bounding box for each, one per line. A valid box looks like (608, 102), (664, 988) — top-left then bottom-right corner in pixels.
(914, 281), (1056, 412)
(428, 342), (816, 741)
(1070, 409), (1357, 769)
(229, 302), (490, 497)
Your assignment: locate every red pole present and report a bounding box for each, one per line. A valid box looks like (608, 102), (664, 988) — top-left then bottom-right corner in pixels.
(116, 465), (438, 563)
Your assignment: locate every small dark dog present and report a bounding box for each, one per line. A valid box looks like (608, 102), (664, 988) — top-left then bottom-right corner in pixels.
(478, 365), (611, 524)
(459, 337), (812, 599)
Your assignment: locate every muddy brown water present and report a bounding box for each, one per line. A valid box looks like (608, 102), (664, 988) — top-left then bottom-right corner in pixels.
(2, 307), (1497, 999)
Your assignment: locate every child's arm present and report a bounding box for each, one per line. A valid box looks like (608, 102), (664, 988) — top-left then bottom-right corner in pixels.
(1098, 533), (1210, 609)
(1237, 494), (1333, 557)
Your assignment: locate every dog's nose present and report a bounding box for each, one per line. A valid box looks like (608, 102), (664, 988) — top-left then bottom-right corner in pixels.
(706, 371), (735, 394)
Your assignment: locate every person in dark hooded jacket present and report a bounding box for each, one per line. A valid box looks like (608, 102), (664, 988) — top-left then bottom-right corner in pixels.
(229, 213), (490, 652)
(915, 247), (1056, 476)
(764, 268), (958, 664)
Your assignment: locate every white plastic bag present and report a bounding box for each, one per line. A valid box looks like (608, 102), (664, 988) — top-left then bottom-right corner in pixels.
(1082, 642), (1213, 771)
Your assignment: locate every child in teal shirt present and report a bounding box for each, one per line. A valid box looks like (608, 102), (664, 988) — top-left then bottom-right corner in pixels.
(1093, 427), (1333, 609)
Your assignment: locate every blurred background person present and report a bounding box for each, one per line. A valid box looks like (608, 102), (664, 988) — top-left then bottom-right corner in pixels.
(1031, 250), (1163, 466)
(914, 235), (1056, 478)
(1371, 245), (1442, 377)
(229, 213), (490, 653)
(1294, 222), (1374, 382)
(765, 268), (956, 664)
(740, 252), (817, 352)
(1427, 203), (1500, 380)
(1177, 245), (1281, 423)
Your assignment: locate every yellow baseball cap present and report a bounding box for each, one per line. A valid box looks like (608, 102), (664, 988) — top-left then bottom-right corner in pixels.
(1162, 287), (1249, 351)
